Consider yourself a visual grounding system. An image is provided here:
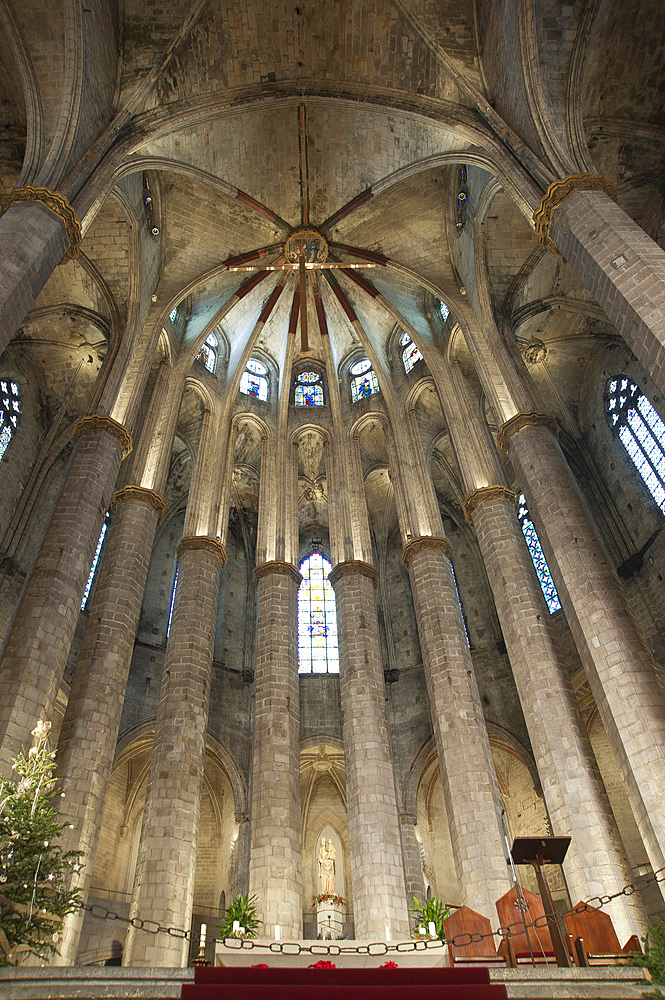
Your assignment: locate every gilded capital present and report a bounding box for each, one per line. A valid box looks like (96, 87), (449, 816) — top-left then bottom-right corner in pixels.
(328, 559), (379, 588)
(72, 414), (133, 458)
(497, 411), (557, 454)
(401, 535), (453, 570)
(253, 560), (302, 586)
(0, 185), (82, 263)
(463, 485), (517, 526)
(176, 535), (227, 567)
(111, 485), (166, 523)
(533, 173), (617, 254)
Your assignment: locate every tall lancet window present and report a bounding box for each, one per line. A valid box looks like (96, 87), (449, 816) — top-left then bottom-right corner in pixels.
(297, 552), (339, 674)
(400, 331), (423, 374)
(239, 358), (269, 400)
(606, 376), (665, 515)
(0, 378), (21, 462)
(517, 493), (561, 614)
(81, 514), (110, 610)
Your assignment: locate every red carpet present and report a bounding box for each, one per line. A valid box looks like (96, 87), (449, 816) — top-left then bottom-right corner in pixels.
(183, 965), (508, 1000)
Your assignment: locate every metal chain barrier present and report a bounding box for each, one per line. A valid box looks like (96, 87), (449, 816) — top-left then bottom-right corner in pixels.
(80, 865), (665, 954)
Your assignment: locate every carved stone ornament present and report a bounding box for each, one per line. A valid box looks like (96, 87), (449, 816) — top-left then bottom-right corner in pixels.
(533, 173), (618, 254)
(496, 411), (557, 454)
(176, 535), (227, 568)
(111, 485), (166, 523)
(253, 560), (302, 586)
(463, 485), (517, 526)
(72, 414), (133, 458)
(328, 559), (379, 588)
(284, 228), (329, 264)
(524, 340), (547, 365)
(0, 185), (82, 263)
(401, 536), (453, 570)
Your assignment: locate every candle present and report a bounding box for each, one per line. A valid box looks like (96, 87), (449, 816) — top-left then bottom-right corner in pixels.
(232, 920), (240, 932)
(275, 925), (280, 941)
(419, 925), (426, 936)
(428, 921), (436, 937)
(385, 925), (390, 942)
(200, 923), (207, 949)
(239, 926), (245, 935)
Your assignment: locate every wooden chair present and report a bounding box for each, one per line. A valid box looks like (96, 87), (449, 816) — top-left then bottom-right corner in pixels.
(444, 905), (507, 966)
(495, 885), (566, 965)
(563, 902), (643, 966)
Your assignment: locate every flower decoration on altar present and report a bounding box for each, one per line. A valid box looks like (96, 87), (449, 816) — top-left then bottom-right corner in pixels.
(380, 961), (398, 968)
(308, 960), (337, 968)
(311, 892), (346, 909)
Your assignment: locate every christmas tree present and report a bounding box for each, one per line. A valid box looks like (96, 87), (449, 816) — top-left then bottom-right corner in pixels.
(0, 720), (83, 965)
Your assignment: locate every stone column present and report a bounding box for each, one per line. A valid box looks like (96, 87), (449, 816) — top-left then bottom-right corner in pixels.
(53, 486), (166, 965)
(463, 486), (648, 940)
(501, 412), (665, 892)
(535, 175), (665, 400)
(0, 415), (131, 774)
(329, 560), (410, 940)
(123, 535), (226, 967)
(399, 813), (426, 914)
(0, 196), (75, 356)
(402, 537), (508, 919)
(248, 561), (303, 939)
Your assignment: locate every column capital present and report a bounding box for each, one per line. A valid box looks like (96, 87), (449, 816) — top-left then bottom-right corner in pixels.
(463, 485), (516, 526)
(176, 535), (227, 567)
(328, 559), (378, 588)
(0, 185), (82, 263)
(497, 411), (557, 454)
(111, 485), (166, 523)
(401, 535), (453, 570)
(253, 560), (302, 586)
(533, 173), (617, 254)
(72, 414), (133, 458)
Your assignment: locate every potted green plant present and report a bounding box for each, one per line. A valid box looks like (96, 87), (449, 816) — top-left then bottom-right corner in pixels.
(217, 893), (262, 940)
(629, 922), (665, 999)
(409, 897), (449, 940)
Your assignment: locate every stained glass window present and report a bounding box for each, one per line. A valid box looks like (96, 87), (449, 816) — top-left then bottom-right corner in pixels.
(517, 493), (561, 614)
(295, 370), (324, 406)
(350, 358), (380, 401)
(81, 514), (109, 610)
(439, 301), (449, 322)
(298, 552), (339, 674)
(197, 333), (218, 374)
(606, 377), (665, 515)
(239, 358), (269, 401)
(167, 566), (179, 638)
(0, 379), (20, 462)
(400, 331), (423, 374)
(450, 563), (470, 646)
(169, 307), (177, 323)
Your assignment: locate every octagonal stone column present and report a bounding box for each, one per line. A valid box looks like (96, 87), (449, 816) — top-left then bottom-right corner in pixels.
(248, 561), (303, 940)
(0, 415), (131, 774)
(123, 536), (226, 967)
(329, 559), (410, 940)
(402, 536), (508, 920)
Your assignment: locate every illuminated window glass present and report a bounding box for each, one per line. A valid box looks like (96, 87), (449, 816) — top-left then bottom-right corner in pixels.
(298, 552), (339, 674)
(350, 358), (380, 402)
(439, 301), (449, 322)
(295, 370), (324, 406)
(606, 377), (665, 515)
(197, 334), (218, 374)
(81, 514), (109, 610)
(166, 566), (179, 637)
(450, 562), (470, 646)
(400, 331), (423, 374)
(239, 358), (269, 401)
(169, 307), (178, 323)
(0, 379), (21, 462)
(517, 493), (561, 614)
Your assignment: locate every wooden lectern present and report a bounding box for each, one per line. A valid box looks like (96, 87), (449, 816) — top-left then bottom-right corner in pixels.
(510, 836), (572, 968)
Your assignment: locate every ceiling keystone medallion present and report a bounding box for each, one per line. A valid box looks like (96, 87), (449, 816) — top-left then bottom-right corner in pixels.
(284, 229), (329, 265)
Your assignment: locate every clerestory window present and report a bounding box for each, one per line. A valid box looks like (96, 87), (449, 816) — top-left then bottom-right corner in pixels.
(81, 514), (110, 610)
(517, 493), (561, 614)
(239, 358), (269, 401)
(197, 332), (218, 374)
(350, 358), (379, 402)
(297, 552), (339, 674)
(0, 379), (20, 462)
(605, 376), (665, 515)
(400, 331), (423, 374)
(295, 370), (324, 406)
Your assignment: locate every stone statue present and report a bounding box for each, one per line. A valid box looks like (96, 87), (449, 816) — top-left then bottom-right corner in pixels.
(317, 836), (336, 894)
